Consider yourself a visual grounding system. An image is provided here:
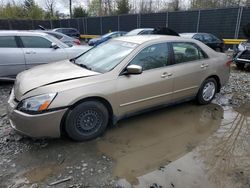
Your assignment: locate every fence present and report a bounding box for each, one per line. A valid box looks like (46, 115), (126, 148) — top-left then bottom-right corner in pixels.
(0, 6), (249, 39)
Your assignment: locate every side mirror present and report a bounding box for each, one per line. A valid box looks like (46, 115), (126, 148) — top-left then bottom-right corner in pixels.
(126, 65), (143, 75)
(51, 43), (59, 49)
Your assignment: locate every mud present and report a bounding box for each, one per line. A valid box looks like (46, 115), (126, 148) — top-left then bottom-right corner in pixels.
(98, 103), (223, 184)
(115, 100), (250, 188)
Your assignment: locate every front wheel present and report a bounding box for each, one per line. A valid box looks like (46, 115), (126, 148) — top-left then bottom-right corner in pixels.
(65, 101), (109, 141)
(196, 78), (218, 105)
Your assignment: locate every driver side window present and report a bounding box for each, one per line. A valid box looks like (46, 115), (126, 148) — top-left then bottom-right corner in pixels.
(129, 43), (169, 71)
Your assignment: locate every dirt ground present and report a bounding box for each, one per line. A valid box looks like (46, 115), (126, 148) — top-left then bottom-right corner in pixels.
(0, 66), (249, 188)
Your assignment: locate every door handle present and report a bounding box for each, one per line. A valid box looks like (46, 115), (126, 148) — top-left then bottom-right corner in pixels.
(201, 64), (209, 68)
(161, 72), (173, 78)
(25, 51), (36, 54)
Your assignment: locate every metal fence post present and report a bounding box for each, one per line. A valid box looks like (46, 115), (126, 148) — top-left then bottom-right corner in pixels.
(196, 10), (201, 32)
(166, 12), (168, 27)
(118, 16), (120, 31)
(50, 19), (53, 29)
(137, 14), (141, 28)
(8, 19), (12, 30)
(85, 17), (88, 34)
(82, 18), (85, 34)
(100, 17), (103, 34)
(234, 6), (243, 39)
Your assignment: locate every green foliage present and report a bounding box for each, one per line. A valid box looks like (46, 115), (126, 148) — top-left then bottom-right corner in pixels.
(88, 0), (101, 16)
(0, 3), (26, 19)
(116, 0), (130, 15)
(73, 6), (88, 18)
(0, 0), (44, 19)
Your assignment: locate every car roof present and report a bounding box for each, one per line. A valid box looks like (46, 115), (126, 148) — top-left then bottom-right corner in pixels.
(180, 32), (213, 38)
(114, 35), (186, 44)
(0, 30), (49, 36)
(131, 28), (154, 31)
(53, 28), (77, 30)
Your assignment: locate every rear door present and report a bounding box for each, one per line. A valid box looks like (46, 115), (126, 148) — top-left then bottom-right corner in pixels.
(0, 36), (26, 79)
(20, 36), (68, 69)
(170, 42), (210, 101)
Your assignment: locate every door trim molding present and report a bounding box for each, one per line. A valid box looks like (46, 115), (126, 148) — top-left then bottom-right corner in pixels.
(119, 86), (198, 107)
(120, 91), (173, 107)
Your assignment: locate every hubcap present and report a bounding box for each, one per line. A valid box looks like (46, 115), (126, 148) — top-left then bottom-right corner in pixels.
(76, 109), (103, 135)
(202, 82), (216, 101)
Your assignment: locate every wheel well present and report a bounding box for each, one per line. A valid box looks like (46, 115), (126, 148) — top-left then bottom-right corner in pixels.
(206, 75), (221, 92)
(60, 97), (114, 137)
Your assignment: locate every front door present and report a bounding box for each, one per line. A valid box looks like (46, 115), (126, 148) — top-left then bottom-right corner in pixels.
(116, 42), (174, 117)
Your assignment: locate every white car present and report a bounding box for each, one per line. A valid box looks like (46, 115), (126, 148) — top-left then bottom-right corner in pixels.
(0, 31), (91, 81)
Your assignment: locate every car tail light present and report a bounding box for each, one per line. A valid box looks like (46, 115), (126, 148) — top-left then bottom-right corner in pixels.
(74, 39), (81, 45)
(226, 59), (233, 67)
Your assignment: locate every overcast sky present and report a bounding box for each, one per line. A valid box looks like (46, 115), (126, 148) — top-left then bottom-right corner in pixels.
(4, 0), (189, 14)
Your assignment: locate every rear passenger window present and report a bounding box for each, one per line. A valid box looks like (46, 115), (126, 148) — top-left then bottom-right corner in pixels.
(193, 34), (203, 41)
(172, 42), (207, 64)
(130, 43), (169, 71)
(0, 36), (17, 48)
(20, 36), (52, 48)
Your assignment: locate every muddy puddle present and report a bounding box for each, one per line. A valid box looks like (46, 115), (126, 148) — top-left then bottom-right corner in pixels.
(113, 101), (250, 188)
(97, 102), (224, 184)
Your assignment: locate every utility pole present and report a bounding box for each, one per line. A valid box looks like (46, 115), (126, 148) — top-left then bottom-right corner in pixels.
(69, 0), (72, 18)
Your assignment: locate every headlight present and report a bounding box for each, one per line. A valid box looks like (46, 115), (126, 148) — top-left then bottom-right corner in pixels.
(17, 93), (57, 113)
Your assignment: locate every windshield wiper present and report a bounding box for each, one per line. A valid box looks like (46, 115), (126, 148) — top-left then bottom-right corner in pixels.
(78, 63), (92, 70)
(70, 59), (92, 70)
(70, 58), (76, 63)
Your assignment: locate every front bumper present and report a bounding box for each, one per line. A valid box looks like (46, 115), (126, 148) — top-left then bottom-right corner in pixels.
(7, 90), (67, 138)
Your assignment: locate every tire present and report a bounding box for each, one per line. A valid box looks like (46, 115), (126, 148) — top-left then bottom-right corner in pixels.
(236, 63), (245, 70)
(196, 78), (218, 105)
(65, 101), (109, 141)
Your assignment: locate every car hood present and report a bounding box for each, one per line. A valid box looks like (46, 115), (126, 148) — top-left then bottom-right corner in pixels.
(14, 60), (100, 100)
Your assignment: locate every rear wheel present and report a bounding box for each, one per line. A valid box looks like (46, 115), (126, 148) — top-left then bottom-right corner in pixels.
(197, 78), (217, 105)
(65, 101), (109, 141)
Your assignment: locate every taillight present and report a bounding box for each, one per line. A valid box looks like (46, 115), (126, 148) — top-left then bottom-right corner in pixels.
(74, 40), (81, 45)
(226, 60), (233, 67)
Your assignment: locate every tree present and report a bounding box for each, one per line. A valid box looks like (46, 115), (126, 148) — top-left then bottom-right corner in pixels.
(168, 0), (181, 11)
(116, 0), (130, 15)
(45, 0), (56, 18)
(88, 0), (101, 16)
(69, 0), (72, 18)
(24, 0), (35, 10)
(0, 2), (26, 19)
(73, 6), (88, 18)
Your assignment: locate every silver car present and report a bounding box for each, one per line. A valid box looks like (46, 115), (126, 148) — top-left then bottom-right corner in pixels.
(0, 31), (91, 81)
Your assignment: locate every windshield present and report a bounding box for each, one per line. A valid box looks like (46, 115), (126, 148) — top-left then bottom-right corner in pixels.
(74, 40), (137, 73)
